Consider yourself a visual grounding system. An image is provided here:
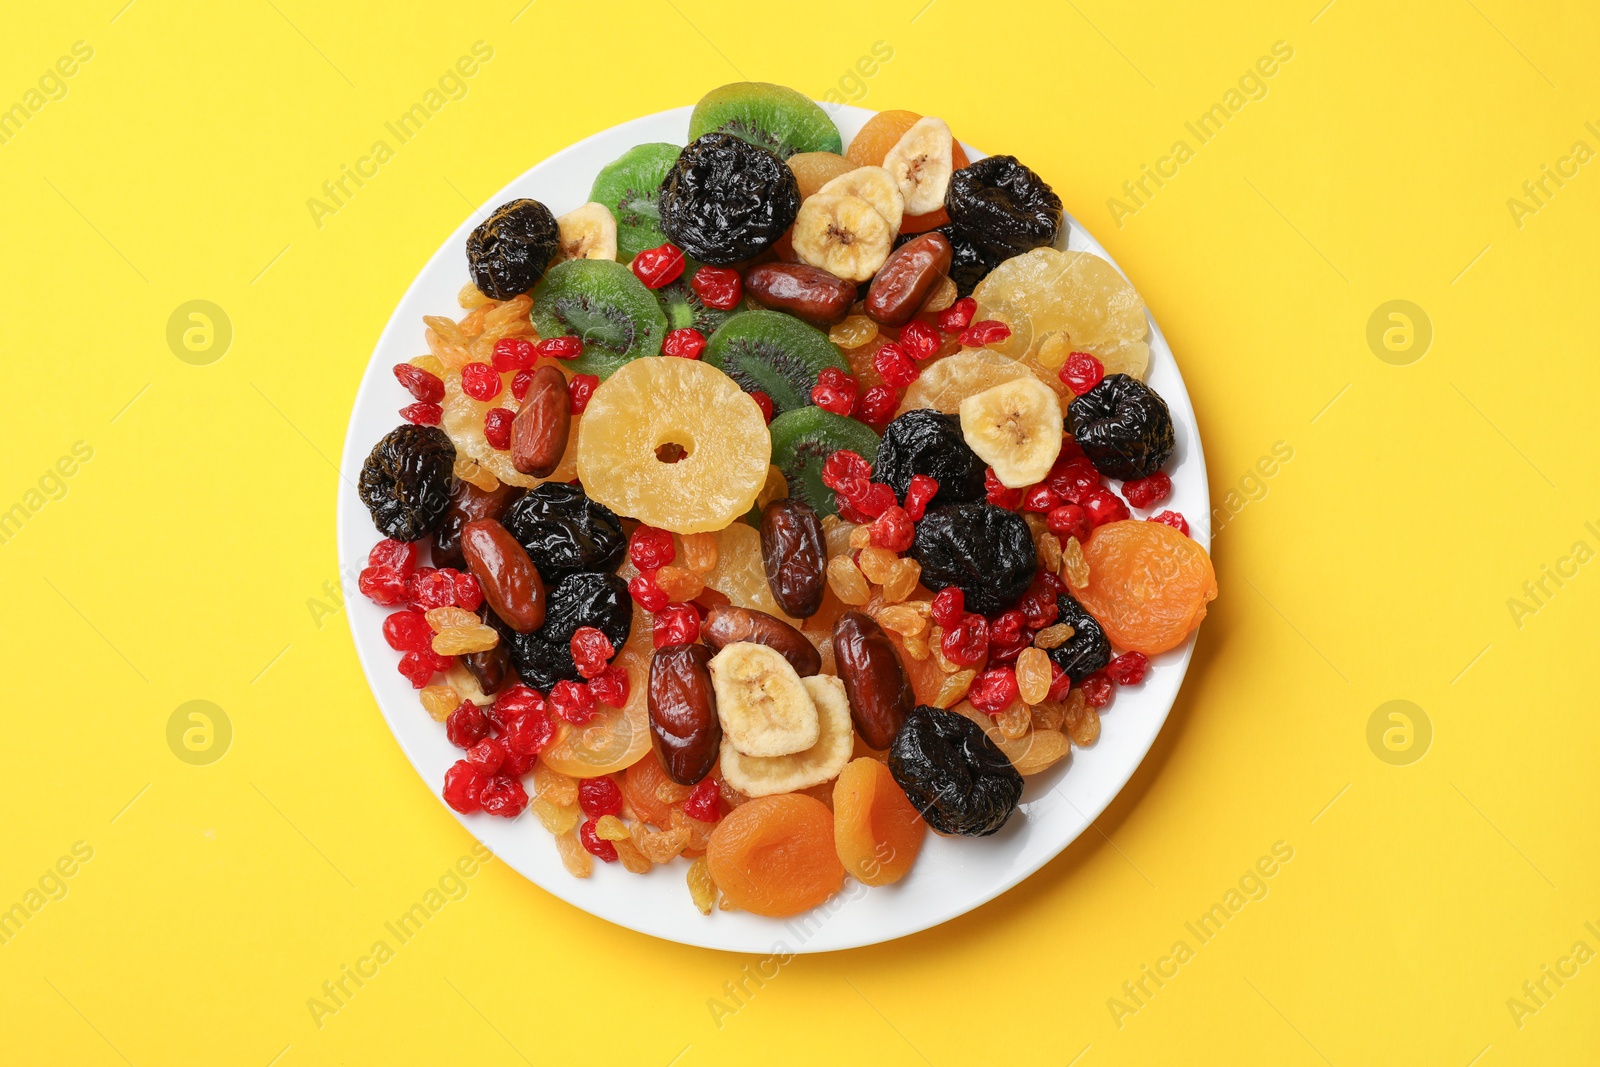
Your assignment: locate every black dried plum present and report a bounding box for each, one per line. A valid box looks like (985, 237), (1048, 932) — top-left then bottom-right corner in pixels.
(466, 199), (561, 300)
(945, 155), (1063, 263)
(896, 225), (998, 297)
(358, 425), (455, 542)
(1046, 592), (1111, 684)
(909, 502), (1037, 615)
(1066, 374), (1175, 481)
(871, 410), (986, 507)
(657, 133), (801, 265)
(502, 482), (626, 580)
(889, 705), (1022, 836)
(501, 572), (631, 691)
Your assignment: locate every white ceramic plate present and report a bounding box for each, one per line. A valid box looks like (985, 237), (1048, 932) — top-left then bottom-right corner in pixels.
(338, 104), (1208, 954)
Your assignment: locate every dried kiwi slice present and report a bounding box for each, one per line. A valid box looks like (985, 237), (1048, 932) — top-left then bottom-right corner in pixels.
(589, 142), (681, 261)
(530, 259), (667, 379)
(689, 82), (843, 159)
(769, 406), (880, 518)
(655, 267), (734, 336)
(704, 309), (847, 416)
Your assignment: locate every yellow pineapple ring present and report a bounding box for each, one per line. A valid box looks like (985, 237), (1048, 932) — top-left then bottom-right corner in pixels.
(576, 357), (771, 534)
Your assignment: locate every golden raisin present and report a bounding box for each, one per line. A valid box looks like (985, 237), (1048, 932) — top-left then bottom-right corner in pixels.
(902, 633), (930, 660)
(533, 799), (579, 835)
(555, 830), (593, 878)
(929, 626), (959, 673)
(688, 857), (716, 915)
(431, 626), (499, 655)
(1034, 623), (1076, 649)
(594, 815), (631, 841)
(1063, 536), (1090, 590)
(1038, 531), (1063, 576)
(996, 703), (1031, 740)
(849, 524), (873, 550)
(419, 685), (459, 722)
(829, 314), (879, 349)
(827, 555), (871, 605)
(920, 275), (958, 314)
(680, 532), (719, 575)
(858, 546), (899, 585)
(933, 669), (975, 708)
(411, 354), (448, 378)
(1015, 647), (1052, 705)
(1063, 689), (1100, 746)
(876, 604), (928, 638)
(880, 558), (921, 603)
(426, 606), (479, 632)
(655, 565), (705, 602)
(614, 837), (653, 874)
(533, 763), (578, 807)
(1030, 698), (1067, 732)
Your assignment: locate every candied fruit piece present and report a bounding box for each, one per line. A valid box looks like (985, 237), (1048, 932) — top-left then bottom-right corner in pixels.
(706, 794), (843, 917)
(1077, 520), (1216, 654)
(419, 685), (460, 722)
(688, 856), (717, 915)
(832, 757), (926, 887)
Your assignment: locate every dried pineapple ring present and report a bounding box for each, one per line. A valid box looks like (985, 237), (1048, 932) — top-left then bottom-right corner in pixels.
(576, 357), (771, 534)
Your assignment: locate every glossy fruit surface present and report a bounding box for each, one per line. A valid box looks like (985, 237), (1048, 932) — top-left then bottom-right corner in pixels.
(833, 757), (926, 886)
(706, 794), (843, 917)
(1076, 520), (1216, 654)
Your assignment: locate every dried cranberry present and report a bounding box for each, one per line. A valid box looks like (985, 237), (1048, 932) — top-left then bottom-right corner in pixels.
(1060, 352), (1105, 395)
(452, 571), (482, 611)
(1107, 651), (1149, 685)
(683, 778), (721, 822)
(1149, 510), (1190, 536)
(869, 506), (914, 552)
(511, 370), (534, 401)
(1022, 484), (1058, 513)
(988, 629), (1032, 665)
(663, 327), (707, 359)
(589, 664), (630, 708)
(990, 610), (1027, 647)
(500, 745), (535, 779)
(549, 680), (596, 724)
(400, 402), (443, 425)
(842, 482), (896, 522)
(959, 320), (1011, 347)
(629, 526), (676, 571)
(394, 363), (445, 403)
(568, 374), (599, 414)
(1123, 471), (1172, 510)
(480, 775), (528, 818)
(1046, 504), (1092, 542)
(631, 242), (686, 288)
(503, 706), (556, 756)
(750, 390), (774, 423)
(691, 265), (742, 310)
(811, 367), (860, 416)
(570, 626), (615, 679)
(399, 649), (451, 688)
(1081, 671), (1113, 708)
(899, 320), (941, 360)
(446, 702), (490, 748)
(1048, 457), (1101, 503)
(383, 610), (433, 652)
(442, 760), (488, 813)
(968, 667), (1019, 713)
(370, 539), (420, 573)
(461, 362), (502, 401)
(873, 343), (919, 387)
(491, 685), (543, 731)
(941, 614), (990, 667)
(654, 603), (700, 647)
(985, 467), (1022, 509)
(579, 818), (618, 861)
(466, 737), (506, 775)
(931, 587), (965, 629)
(903, 474), (939, 521)
(536, 336), (582, 360)
(1083, 485), (1130, 526)
(578, 776), (624, 818)
(483, 408), (514, 450)
(857, 384), (897, 427)
(821, 450), (872, 491)
(628, 572), (669, 613)
(1017, 579), (1060, 631)
(937, 297), (977, 332)
(494, 338), (536, 372)
(1047, 661), (1071, 701)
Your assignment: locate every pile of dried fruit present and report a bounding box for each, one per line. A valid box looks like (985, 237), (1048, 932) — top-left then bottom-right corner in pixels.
(355, 82), (1217, 918)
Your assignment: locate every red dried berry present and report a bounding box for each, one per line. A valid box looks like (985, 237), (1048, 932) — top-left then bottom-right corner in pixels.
(511, 369), (534, 401)
(691, 264), (742, 310)
(446, 702), (490, 748)
(941, 614), (990, 667)
(1107, 651), (1149, 686)
(370, 539), (419, 573)
(1047, 456), (1101, 504)
(491, 685), (544, 730)
(629, 526), (676, 571)
(683, 778), (721, 822)
(589, 664), (630, 708)
(1081, 671), (1114, 708)
(359, 566), (407, 605)
(461, 362), (502, 402)
(1122, 471), (1171, 510)
(959, 320), (1011, 347)
(810, 367), (860, 416)
(1047, 661), (1071, 702)
(968, 667), (1019, 714)
(480, 775), (528, 818)
(442, 760), (488, 813)
(873, 343), (919, 388)
(628, 572), (670, 613)
(452, 571), (483, 611)
(931, 587), (965, 629)
(466, 737), (506, 775)
(869, 505), (914, 552)
(1083, 485), (1130, 527)
(663, 327), (707, 359)
(1046, 504), (1092, 542)
(503, 705), (556, 757)
(578, 776), (624, 818)
(631, 242), (686, 288)
(1148, 510), (1190, 536)
(903, 474), (939, 521)
(1017, 578), (1060, 631)
(1059, 352), (1105, 395)
(1021, 484), (1059, 513)
(985, 467), (1023, 509)
(483, 407), (515, 450)
(382, 610), (433, 653)
(549, 680), (597, 725)
(400, 402), (443, 425)
(398, 649), (452, 688)
(406, 568), (455, 610)
(848, 482), (897, 520)
(821, 450), (872, 492)
(570, 626), (615, 680)
(394, 363), (446, 403)
(568, 373), (599, 414)
(579, 818), (619, 862)
(750, 390), (774, 423)
(491, 337), (536, 372)
(898, 320), (941, 360)
(856, 384), (897, 427)
(936, 297), (976, 332)
(653, 603), (701, 647)
(536, 335), (583, 360)
(990, 609), (1027, 647)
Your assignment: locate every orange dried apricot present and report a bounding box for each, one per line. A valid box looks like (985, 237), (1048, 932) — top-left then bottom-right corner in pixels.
(832, 758), (926, 886)
(844, 110), (971, 232)
(621, 749), (681, 828)
(1076, 520), (1217, 654)
(706, 794), (843, 917)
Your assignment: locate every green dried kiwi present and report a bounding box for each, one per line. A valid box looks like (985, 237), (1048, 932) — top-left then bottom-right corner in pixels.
(654, 260), (734, 336)
(769, 406), (880, 518)
(704, 309), (847, 417)
(688, 82), (843, 160)
(530, 259), (667, 379)
(588, 142), (681, 261)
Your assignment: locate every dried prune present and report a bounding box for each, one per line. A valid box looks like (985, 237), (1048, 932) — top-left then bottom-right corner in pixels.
(359, 424), (455, 542)
(889, 705), (1022, 836)
(909, 502), (1037, 615)
(871, 410), (986, 508)
(502, 482), (626, 580)
(896, 226), (997, 298)
(658, 133), (801, 265)
(945, 155), (1063, 263)
(1066, 374), (1175, 481)
(1046, 592), (1111, 685)
(466, 199), (561, 299)
(501, 572), (631, 692)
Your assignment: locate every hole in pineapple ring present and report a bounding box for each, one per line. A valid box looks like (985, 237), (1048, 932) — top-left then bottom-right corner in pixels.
(655, 438), (693, 464)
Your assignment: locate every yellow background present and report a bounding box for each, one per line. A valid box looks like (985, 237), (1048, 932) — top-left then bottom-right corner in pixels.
(3, 0), (1596, 1062)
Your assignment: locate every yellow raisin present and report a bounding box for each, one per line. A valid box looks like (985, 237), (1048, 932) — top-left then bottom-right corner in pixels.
(1024, 513), (1048, 540)
(849, 524), (873, 550)
(1034, 623), (1076, 649)
(654, 779), (692, 806)
(933, 669), (975, 708)
(533, 763), (578, 807)
(655, 564), (705, 602)
(457, 283), (491, 309)
(1063, 689), (1100, 746)
(637, 824), (690, 864)
(858, 546), (899, 585)
(555, 830), (593, 878)
(829, 314), (879, 349)
(1015, 647), (1052, 705)
(419, 685), (459, 721)
(533, 799), (579, 835)
(594, 814), (631, 841)
(425, 606), (479, 632)
(680, 532), (719, 575)
(410, 354), (448, 378)
(1063, 536), (1090, 590)
(688, 857), (716, 915)
(1036, 332), (1073, 371)
(756, 465), (789, 509)
(825, 517), (858, 558)
(903, 633), (930, 660)
(431, 625), (499, 655)
(929, 626), (959, 673)
(827, 555), (871, 605)
(996, 702), (1031, 740)
(920, 275), (958, 314)
(880, 558), (921, 603)
(876, 604), (928, 638)
(1031, 698), (1067, 732)
(614, 837), (652, 874)
(1038, 531), (1062, 576)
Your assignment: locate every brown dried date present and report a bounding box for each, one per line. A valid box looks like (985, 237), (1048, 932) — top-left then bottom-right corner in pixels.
(460, 519), (546, 633)
(744, 263), (855, 328)
(832, 610), (914, 750)
(701, 604), (821, 677)
(648, 643), (722, 785)
(432, 479), (525, 570)
(759, 498), (826, 618)
(463, 615), (512, 696)
(511, 365), (570, 477)
(865, 232), (952, 327)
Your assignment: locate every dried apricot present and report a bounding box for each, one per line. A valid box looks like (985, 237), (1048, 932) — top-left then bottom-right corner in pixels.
(621, 749), (681, 828)
(844, 110), (971, 231)
(1076, 520), (1216, 653)
(833, 758), (926, 886)
(706, 794), (843, 916)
